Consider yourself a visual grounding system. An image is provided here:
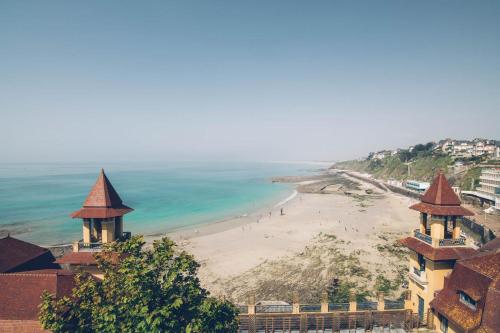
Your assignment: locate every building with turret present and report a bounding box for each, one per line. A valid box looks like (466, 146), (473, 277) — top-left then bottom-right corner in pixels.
(399, 171), (477, 325)
(57, 169), (133, 276)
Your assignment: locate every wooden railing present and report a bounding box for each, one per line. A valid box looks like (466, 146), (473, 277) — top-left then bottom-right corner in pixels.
(237, 310), (419, 333)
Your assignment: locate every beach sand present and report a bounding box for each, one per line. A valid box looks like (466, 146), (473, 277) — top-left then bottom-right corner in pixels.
(156, 172), (419, 302)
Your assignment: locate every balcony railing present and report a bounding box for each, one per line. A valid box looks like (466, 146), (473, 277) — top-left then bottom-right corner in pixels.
(439, 237), (466, 247)
(78, 242), (102, 252)
(413, 230), (432, 245)
(121, 231), (131, 241)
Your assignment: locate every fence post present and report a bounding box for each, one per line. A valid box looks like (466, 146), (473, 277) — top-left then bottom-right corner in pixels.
(292, 292), (300, 314)
(247, 294), (255, 315)
(321, 291), (329, 313)
(377, 292), (385, 311)
(349, 290), (357, 312)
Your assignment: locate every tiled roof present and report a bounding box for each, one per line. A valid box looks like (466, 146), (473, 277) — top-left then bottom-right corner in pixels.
(431, 251), (500, 333)
(0, 270), (75, 320)
(409, 202), (474, 216)
(399, 237), (477, 261)
(410, 171), (474, 216)
(480, 238), (500, 252)
(0, 236), (54, 273)
(70, 169), (133, 219)
(55, 252), (97, 265)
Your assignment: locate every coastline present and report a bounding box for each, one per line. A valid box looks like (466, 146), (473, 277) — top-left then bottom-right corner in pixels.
(156, 171), (419, 301)
(144, 186), (299, 245)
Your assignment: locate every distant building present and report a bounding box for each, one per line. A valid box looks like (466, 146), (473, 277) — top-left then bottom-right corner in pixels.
(477, 168), (500, 210)
(405, 180), (430, 193)
(372, 150), (391, 160)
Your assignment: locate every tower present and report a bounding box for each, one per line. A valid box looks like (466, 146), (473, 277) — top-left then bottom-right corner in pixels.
(399, 171), (476, 325)
(70, 169), (133, 252)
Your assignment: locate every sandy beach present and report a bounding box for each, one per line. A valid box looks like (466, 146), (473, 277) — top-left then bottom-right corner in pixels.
(156, 171), (420, 303)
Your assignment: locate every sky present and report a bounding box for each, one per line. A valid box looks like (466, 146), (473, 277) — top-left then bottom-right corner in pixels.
(1, 1), (499, 162)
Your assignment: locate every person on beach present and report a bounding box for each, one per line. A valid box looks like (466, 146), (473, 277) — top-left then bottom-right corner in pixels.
(280, 208), (284, 216)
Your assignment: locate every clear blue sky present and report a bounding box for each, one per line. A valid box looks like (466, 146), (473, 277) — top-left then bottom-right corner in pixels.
(1, 1), (499, 162)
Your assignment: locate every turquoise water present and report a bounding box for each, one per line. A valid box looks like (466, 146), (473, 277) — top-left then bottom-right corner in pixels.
(0, 161), (318, 246)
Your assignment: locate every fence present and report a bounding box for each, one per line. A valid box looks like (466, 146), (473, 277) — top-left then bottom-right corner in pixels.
(237, 310), (419, 333)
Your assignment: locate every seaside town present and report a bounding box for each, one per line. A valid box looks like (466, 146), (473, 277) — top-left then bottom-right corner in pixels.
(1, 142), (499, 332)
(2, 2), (500, 333)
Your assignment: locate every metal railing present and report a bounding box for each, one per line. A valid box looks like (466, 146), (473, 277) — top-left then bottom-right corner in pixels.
(414, 229), (432, 244)
(356, 302), (377, 311)
(439, 237), (466, 247)
(328, 303), (349, 312)
(384, 300), (405, 310)
(121, 231), (131, 241)
(255, 305), (293, 313)
(78, 242), (102, 251)
(299, 304), (321, 313)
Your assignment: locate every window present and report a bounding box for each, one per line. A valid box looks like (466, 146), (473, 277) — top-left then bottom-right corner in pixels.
(418, 254), (426, 272)
(439, 314), (448, 333)
(459, 291), (477, 310)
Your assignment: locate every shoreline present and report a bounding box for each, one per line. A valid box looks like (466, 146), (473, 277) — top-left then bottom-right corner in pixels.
(147, 186), (300, 245)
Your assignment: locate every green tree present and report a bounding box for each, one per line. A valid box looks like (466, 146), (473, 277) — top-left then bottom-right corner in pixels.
(39, 236), (238, 333)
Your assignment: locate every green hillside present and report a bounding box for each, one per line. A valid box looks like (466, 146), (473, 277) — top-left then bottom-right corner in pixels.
(334, 155), (453, 182)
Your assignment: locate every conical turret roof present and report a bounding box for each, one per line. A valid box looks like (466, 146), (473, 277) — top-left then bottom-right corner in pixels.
(83, 169), (124, 208)
(410, 171), (473, 216)
(71, 169), (133, 219)
(421, 171), (461, 206)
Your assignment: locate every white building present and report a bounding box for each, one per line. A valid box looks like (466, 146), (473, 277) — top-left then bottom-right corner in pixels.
(477, 168), (500, 210)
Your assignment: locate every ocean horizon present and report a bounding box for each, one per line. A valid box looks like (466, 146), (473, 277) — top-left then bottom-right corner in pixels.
(0, 161), (323, 246)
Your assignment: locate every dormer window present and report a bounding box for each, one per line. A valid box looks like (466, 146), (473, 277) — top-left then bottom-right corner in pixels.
(459, 291), (477, 310)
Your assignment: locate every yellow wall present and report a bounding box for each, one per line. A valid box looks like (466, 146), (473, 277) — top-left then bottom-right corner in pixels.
(408, 250), (454, 321)
(83, 220), (91, 243)
(101, 220), (115, 243)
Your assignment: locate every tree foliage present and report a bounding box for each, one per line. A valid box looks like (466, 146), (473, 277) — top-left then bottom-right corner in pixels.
(39, 236), (239, 333)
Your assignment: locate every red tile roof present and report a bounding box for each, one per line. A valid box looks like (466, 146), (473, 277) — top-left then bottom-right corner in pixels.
(409, 202), (474, 216)
(399, 237), (478, 261)
(421, 171), (461, 205)
(430, 251), (500, 332)
(0, 236), (55, 273)
(410, 171), (474, 216)
(0, 270), (75, 320)
(70, 169), (133, 219)
(55, 252), (97, 265)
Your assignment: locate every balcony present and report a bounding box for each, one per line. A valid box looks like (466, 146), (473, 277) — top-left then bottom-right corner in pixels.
(413, 230), (432, 245)
(409, 267), (427, 286)
(74, 232), (131, 252)
(413, 229), (467, 247)
(76, 241), (102, 252)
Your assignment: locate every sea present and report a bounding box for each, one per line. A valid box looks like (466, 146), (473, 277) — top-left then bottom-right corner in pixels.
(0, 161), (323, 246)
